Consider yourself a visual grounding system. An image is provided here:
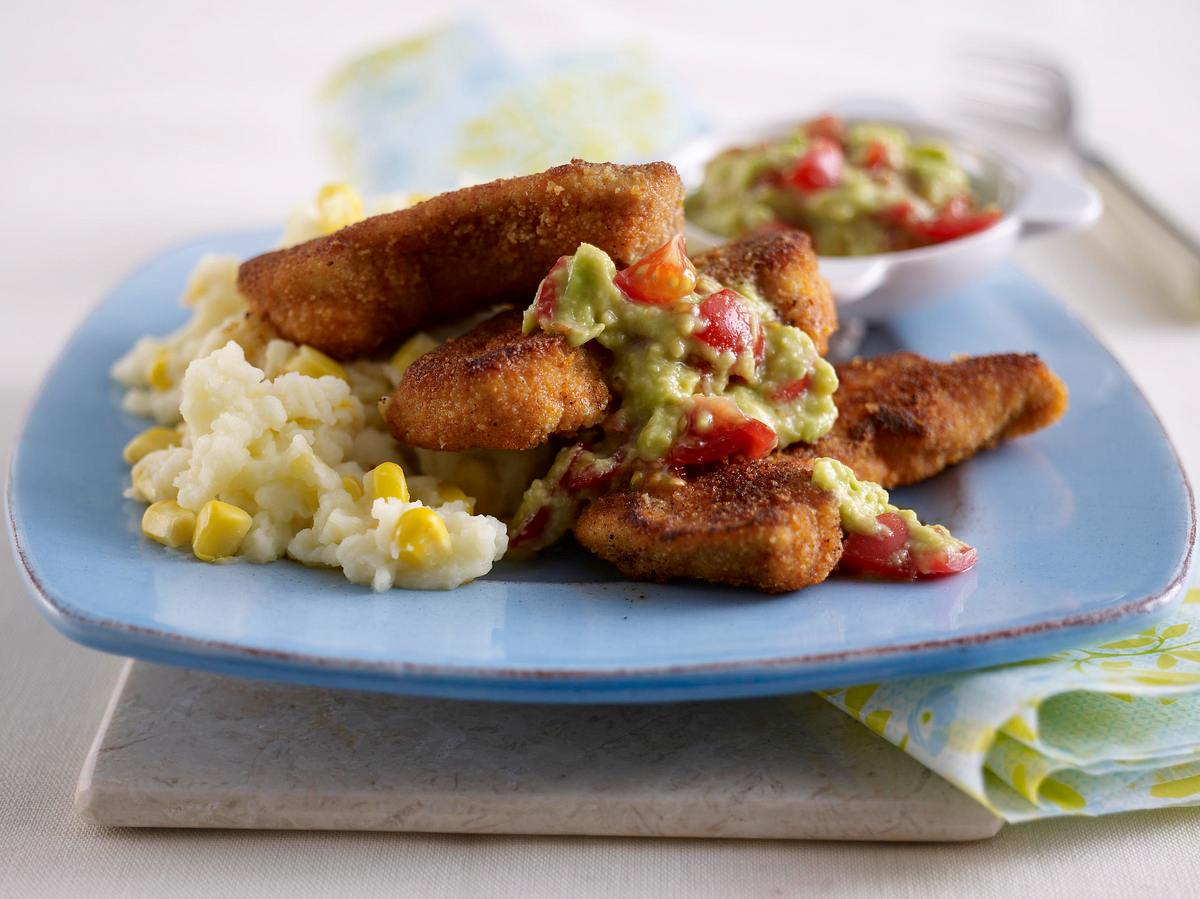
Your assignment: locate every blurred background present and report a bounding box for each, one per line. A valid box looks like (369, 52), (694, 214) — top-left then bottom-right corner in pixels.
(1, 0), (1197, 385)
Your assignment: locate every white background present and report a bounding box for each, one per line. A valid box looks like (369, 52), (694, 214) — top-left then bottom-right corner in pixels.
(2, 1), (1199, 895)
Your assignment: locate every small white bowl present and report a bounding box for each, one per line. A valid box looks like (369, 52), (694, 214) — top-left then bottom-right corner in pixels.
(673, 98), (1101, 319)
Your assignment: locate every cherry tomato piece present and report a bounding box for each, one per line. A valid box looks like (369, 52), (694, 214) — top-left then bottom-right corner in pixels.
(805, 114), (844, 144)
(879, 202), (914, 229)
(509, 505), (550, 548)
(535, 255), (570, 323)
(666, 399), (777, 467)
(695, 289), (761, 361)
(784, 138), (844, 192)
(770, 375), (811, 403)
(913, 543), (978, 577)
(564, 449), (626, 492)
(614, 235), (697, 305)
(908, 196), (1002, 244)
(839, 512), (914, 579)
(862, 139), (893, 170)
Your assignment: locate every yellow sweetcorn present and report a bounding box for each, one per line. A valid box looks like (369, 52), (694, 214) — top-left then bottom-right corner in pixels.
(367, 461), (409, 502)
(282, 345), (349, 381)
(393, 506), (452, 567)
(122, 426), (181, 464)
(436, 483), (475, 513)
(390, 332), (440, 376)
(342, 475), (364, 500)
(141, 500), (196, 548)
(192, 500), (253, 562)
(147, 349), (173, 390)
(130, 458), (157, 501)
(315, 183), (364, 235)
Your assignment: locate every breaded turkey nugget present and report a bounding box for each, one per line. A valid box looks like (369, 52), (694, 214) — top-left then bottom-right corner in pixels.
(384, 230), (838, 451)
(691, 229), (837, 355)
(576, 351), (1067, 592)
(381, 310), (612, 452)
(238, 160), (685, 359)
(790, 352), (1069, 487)
(575, 454), (842, 594)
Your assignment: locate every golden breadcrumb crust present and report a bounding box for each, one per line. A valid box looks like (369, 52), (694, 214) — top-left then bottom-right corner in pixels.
(381, 310), (612, 452)
(238, 160), (685, 359)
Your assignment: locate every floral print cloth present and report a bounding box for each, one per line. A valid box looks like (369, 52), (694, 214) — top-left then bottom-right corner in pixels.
(823, 587), (1200, 821)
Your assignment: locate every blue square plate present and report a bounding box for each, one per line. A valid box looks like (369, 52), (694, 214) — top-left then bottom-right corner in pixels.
(7, 232), (1195, 702)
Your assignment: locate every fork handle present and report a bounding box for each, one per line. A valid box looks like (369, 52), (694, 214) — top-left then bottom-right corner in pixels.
(1081, 154), (1200, 308)
(1083, 154), (1200, 258)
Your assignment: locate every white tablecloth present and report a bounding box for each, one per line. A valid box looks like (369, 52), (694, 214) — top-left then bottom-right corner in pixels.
(3, 1), (1199, 895)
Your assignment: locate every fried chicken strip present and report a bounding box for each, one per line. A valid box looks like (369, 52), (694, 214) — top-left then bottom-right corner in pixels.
(238, 160), (685, 359)
(384, 230), (837, 451)
(576, 352), (1067, 592)
(575, 454), (843, 594)
(381, 310), (612, 452)
(789, 352), (1069, 487)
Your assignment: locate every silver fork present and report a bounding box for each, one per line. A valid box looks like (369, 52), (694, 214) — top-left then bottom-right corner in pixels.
(953, 43), (1200, 300)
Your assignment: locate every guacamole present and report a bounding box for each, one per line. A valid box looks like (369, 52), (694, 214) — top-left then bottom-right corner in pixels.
(811, 457), (976, 578)
(508, 238), (839, 551)
(525, 243), (838, 457)
(685, 116), (1001, 256)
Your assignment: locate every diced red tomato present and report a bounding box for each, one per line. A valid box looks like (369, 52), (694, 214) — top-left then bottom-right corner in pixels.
(534, 256), (570, 323)
(509, 505), (550, 548)
(695, 289), (762, 362)
(666, 398), (777, 468)
(784, 138), (844, 192)
(912, 542), (978, 577)
(614, 235), (697, 305)
(770, 374), (811, 403)
(878, 202), (914, 228)
(805, 114), (844, 144)
(563, 449), (627, 492)
(839, 512), (914, 579)
(907, 196), (1002, 244)
(862, 139), (893, 170)
(839, 511), (978, 579)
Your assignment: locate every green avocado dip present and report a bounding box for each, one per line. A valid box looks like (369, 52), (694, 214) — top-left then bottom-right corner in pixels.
(507, 238), (839, 552)
(685, 115), (1001, 257)
(810, 457), (977, 579)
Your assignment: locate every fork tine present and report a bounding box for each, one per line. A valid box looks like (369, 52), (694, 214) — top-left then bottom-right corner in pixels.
(953, 61), (1058, 93)
(951, 101), (1062, 140)
(955, 48), (1071, 90)
(954, 92), (1063, 125)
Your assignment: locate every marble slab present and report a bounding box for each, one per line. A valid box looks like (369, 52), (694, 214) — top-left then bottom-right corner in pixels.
(76, 662), (1002, 841)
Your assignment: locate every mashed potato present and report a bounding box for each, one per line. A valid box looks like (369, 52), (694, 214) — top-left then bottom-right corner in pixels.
(114, 185), (511, 591)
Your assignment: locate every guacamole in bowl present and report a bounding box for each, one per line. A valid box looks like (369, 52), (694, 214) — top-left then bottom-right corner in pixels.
(685, 115), (1002, 257)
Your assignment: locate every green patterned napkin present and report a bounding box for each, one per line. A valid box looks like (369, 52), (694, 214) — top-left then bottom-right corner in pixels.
(822, 586), (1200, 821)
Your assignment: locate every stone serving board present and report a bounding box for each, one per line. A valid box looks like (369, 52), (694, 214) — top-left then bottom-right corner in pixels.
(76, 662), (1002, 841)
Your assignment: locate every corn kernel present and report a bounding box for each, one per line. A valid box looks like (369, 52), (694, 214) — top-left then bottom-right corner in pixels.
(315, 182), (364, 234)
(141, 500), (196, 548)
(436, 483), (475, 513)
(192, 500), (253, 562)
(367, 461), (409, 502)
(342, 475), (363, 500)
(390, 332), (440, 376)
(283, 345), (348, 381)
(147, 349), (173, 390)
(122, 426), (181, 464)
(393, 507), (452, 567)
(130, 458), (157, 501)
